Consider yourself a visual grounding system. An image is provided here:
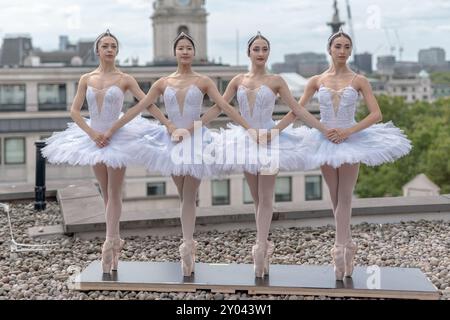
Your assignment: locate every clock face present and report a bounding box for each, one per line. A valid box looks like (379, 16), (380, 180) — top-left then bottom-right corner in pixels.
(178, 0), (191, 6)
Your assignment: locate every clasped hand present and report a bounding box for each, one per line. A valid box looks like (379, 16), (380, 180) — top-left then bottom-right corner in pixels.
(326, 128), (351, 144)
(90, 130), (110, 148)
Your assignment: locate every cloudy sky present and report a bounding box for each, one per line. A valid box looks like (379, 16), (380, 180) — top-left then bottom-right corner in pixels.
(0, 0), (449, 67)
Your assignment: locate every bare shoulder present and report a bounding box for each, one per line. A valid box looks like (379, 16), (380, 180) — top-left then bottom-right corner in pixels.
(121, 72), (134, 81)
(79, 73), (90, 81)
(154, 77), (167, 87)
(121, 73), (137, 85)
(354, 74), (370, 90)
(232, 73), (245, 82)
(307, 74), (323, 89)
(271, 74), (284, 83)
(229, 74), (245, 86)
(197, 73), (210, 81)
(79, 73), (92, 85)
(354, 73), (369, 83)
(269, 75), (288, 92)
(197, 74), (215, 86)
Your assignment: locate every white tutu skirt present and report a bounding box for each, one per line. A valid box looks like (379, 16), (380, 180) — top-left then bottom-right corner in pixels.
(215, 123), (311, 175)
(303, 121), (412, 169)
(42, 114), (152, 169)
(136, 124), (222, 179)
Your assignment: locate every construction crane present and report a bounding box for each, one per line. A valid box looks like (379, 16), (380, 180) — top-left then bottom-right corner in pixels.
(394, 29), (404, 61)
(383, 28), (396, 56)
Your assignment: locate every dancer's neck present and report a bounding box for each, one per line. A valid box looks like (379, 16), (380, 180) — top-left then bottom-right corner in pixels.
(97, 61), (118, 74)
(248, 64), (267, 78)
(327, 62), (353, 76)
(175, 64), (195, 75)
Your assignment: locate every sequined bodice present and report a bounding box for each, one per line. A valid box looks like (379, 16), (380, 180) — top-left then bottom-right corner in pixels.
(86, 85), (124, 132)
(317, 85), (359, 128)
(236, 85), (277, 129)
(163, 85), (204, 129)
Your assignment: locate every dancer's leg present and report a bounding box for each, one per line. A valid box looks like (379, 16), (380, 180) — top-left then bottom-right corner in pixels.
(177, 175), (201, 276)
(171, 175), (185, 202)
(251, 173), (276, 277)
(93, 164), (108, 208)
(104, 166), (126, 240)
(335, 163), (359, 245)
(256, 174), (277, 244)
(180, 175), (201, 242)
(98, 166), (126, 273)
(320, 165), (338, 214)
(244, 172), (259, 220)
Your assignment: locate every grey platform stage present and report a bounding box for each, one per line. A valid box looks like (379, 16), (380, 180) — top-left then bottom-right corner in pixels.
(73, 261), (439, 300)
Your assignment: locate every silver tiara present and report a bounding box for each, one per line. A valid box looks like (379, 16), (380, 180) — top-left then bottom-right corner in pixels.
(328, 27), (344, 40)
(247, 31), (263, 45)
(327, 26), (351, 47)
(96, 29), (112, 41)
(173, 31), (194, 43)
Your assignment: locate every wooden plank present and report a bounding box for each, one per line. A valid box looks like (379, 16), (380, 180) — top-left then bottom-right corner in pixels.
(73, 261), (440, 300)
(57, 183), (105, 232)
(60, 197), (104, 224)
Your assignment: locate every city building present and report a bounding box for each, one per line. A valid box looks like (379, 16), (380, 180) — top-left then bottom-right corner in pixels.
(418, 47), (446, 66)
(354, 52), (373, 75)
(272, 52), (329, 78)
(151, 0), (208, 65)
(0, 35), (33, 67)
(369, 70), (433, 103)
(377, 55), (396, 75)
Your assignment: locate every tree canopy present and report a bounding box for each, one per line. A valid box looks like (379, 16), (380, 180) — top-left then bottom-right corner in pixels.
(355, 95), (449, 197)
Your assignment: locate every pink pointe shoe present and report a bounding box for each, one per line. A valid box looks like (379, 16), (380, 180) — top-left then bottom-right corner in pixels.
(344, 241), (357, 277)
(102, 238), (125, 274)
(111, 239), (125, 272)
(264, 241), (274, 276)
(252, 241), (274, 278)
(331, 244), (345, 281)
(331, 241), (357, 280)
(179, 240), (197, 277)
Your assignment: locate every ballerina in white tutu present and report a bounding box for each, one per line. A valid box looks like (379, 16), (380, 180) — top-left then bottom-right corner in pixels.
(194, 31), (331, 278)
(42, 30), (172, 274)
(283, 28), (412, 280)
(103, 32), (254, 277)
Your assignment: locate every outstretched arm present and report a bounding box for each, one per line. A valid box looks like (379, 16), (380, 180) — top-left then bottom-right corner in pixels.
(199, 106), (221, 125)
(272, 111), (297, 132)
(126, 76), (175, 133)
(147, 104), (176, 133)
(181, 76), (241, 141)
(276, 75), (327, 134)
(200, 78), (240, 126)
(204, 77), (251, 130)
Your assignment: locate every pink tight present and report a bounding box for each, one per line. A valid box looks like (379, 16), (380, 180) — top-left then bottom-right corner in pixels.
(92, 164), (126, 240)
(321, 163), (360, 245)
(172, 175), (202, 242)
(244, 172), (277, 244)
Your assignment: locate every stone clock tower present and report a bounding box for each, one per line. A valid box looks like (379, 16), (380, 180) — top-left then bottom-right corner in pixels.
(152, 0), (208, 65)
